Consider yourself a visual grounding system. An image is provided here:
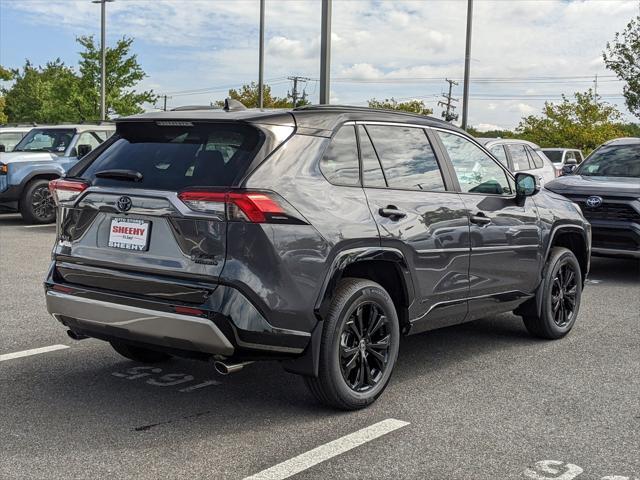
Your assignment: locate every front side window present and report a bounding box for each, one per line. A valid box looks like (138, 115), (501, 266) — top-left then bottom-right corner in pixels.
(507, 144), (530, 171)
(0, 132), (25, 152)
(438, 131), (512, 195)
(576, 144), (640, 178)
(489, 145), (508, 167)
(13, 128), (75, 156)
(76, 132), (104, 150)
(366, 125), (445, 191)
(320, 126), (360, 186)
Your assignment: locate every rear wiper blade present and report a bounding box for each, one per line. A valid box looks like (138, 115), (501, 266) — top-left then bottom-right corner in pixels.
(95, 169), (143, 182)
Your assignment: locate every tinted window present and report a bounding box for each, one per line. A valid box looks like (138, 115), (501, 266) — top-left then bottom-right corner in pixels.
(526, 146), (544, 169)
(543, 150), (563, 163)
(359, 126), (386, 187)
(438, 131), (512, 195)
(366, 125), (444, 191)
(78, 122), (264, 190)
(320, 126), (360, 186)
(507, 144), (530, 171)
(489, 145), (508, 167)
(576, 144), (640, 178)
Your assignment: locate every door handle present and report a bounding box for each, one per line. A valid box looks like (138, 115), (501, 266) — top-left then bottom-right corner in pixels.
(379, 206), (407, 220)
(470, 212), (491, 225)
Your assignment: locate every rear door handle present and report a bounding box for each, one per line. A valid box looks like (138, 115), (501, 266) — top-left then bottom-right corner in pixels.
(379, 206), (407, 220)
(470, 213), (491, 225)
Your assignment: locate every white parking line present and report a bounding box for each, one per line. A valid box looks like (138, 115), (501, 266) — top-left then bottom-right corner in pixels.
(23, 224), (56, 229)
(243, 418), (410, 480)
(0, 344), (69, 362)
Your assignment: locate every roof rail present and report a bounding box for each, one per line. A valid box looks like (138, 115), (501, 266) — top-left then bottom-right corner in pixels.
(171, 105), (220, 111)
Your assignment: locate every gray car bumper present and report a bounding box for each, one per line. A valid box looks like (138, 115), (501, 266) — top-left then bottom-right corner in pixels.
(46, 290), (235, 356)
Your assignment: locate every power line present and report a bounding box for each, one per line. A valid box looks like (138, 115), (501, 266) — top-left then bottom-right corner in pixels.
(437, 79), (459, 122)
(287, 76), (311, 107)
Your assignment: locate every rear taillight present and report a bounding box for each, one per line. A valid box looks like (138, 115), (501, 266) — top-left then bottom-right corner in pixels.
(177, 190), (305, 224)
(49, 179), (89, 206)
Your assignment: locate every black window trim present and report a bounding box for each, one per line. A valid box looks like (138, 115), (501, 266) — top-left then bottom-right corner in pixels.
(353, 120), (455, 193)
(430, 127), (516, 198)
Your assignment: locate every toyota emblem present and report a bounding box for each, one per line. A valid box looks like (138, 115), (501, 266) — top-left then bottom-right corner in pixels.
(585, 196), (603, 208)
(117, 196), (133, 212)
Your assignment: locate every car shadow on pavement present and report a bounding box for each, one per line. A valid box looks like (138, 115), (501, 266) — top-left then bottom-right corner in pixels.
(0, 213), (25, 226)
(588, 256), (640, 284)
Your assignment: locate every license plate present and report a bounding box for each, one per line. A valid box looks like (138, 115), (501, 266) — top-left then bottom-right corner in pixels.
(108, 218), (151, 251)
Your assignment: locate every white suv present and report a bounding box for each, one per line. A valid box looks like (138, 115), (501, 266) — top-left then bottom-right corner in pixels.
(477, 138), (558, 185)
(0, 125), (34, 152)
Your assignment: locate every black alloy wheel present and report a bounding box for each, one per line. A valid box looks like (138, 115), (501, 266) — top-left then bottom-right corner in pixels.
(339, 302), (391, 392)
(20, 178), (57, 224)
(550, 261), (578, 328)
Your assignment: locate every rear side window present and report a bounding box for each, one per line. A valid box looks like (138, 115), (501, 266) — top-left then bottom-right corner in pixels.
(77, 122), (264, 190)
(366, 125), (445, 191)
(507, 144), (530, 171)
(320, 126), (360, 186)
(358, 126), (386, 187)
(525, 146), (544, 169)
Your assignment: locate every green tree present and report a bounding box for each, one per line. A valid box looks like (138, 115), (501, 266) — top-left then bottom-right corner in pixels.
(216, 82), (307, 108)
(3, 60), (82, 123)
(367, 97), (433, 115)
(603, 15), (640, 119)
(516, 90), (625, 153)
(466, 127), (515, 139)
(2, 36), (154, 123)
(0, 65), (13, 124)
(75, 35), (157, 118)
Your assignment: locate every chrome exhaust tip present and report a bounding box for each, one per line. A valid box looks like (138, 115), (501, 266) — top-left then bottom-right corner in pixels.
(213, 360), (254, 375)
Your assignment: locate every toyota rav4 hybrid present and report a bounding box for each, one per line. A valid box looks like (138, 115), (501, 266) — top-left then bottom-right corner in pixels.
(44, 104), (591, 410)
(545, 137), (640, 259)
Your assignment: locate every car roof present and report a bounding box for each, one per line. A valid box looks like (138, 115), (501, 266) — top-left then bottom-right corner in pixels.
(118, 104), (462, 134)
(477, 137), (541, 148)
(601, 137), (640, 146)
(540, 147), (580, 151)
(28, 124), (115, 132)
(0, 126), (33, 133)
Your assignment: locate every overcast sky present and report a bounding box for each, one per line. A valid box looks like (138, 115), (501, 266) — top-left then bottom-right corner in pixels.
(1, 0), (638, 129)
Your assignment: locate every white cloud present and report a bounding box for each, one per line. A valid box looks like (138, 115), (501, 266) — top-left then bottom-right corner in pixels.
(1, 0), (635, 127)
(474, 123), (506, 132)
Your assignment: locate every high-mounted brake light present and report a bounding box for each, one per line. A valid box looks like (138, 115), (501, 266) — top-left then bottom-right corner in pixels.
(49, 178), (89, 205)
(177, 190), (303, 224)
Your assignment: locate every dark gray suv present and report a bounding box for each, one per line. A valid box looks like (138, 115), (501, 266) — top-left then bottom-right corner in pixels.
(44, 105), (591, 409)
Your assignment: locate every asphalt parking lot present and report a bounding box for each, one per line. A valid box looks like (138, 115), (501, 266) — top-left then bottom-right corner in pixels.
(1, 212), (638, 480)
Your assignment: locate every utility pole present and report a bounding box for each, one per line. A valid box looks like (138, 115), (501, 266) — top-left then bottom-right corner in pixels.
(461, 0), (473, 130)
(258, 0), (265, 109)
(319, 0), (332, 104)
(92, 0), (114, 121)
(594, 73), (598, 102)
(438, 79), (459, 122)
(162, 95), (171, 111)
(287, 76), (310, 107)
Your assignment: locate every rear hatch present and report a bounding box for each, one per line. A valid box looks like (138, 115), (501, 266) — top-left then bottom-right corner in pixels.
(50, 118), (292, 301)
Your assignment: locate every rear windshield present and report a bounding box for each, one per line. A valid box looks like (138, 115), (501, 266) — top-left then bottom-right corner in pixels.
(542, 150), (563, 163)
(75, 122), (264, 189)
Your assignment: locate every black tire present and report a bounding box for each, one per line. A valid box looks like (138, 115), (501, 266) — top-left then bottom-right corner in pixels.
(19, 178), (56, 224)
(304, 278), (400, 410)
(522, 247), (582, 339)
(110, 341), (172, 363)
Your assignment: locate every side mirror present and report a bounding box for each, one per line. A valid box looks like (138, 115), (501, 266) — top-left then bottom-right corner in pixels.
(0, 144), (6, 153)
(76, 144), (92, 158)
(561, 164), (577, 176)
(515, 172), (540, 198)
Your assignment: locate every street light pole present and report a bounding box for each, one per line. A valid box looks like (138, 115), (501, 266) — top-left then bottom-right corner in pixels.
(258, 0), (265, 109)
(92, 0), (113, 121)
(319, 0), (331, 104)
(461, 0), (473, 130)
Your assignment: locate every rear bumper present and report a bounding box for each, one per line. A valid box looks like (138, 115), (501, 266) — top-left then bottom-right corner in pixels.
(44, 262), (312, 359)
(46, 290), (235, 355)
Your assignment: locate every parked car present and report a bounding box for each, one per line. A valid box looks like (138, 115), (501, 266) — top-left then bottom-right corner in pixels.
(477, 138), (558, 184)
(44, 104), (590, 410)
(541, 148), (585, 173)
(0, 124), (115, 223)
(0, 125), (34, 152)
(545, 137), (640, 259)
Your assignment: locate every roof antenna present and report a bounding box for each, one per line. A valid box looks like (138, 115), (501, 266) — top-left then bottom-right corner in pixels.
(224, 98), (247, 112)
